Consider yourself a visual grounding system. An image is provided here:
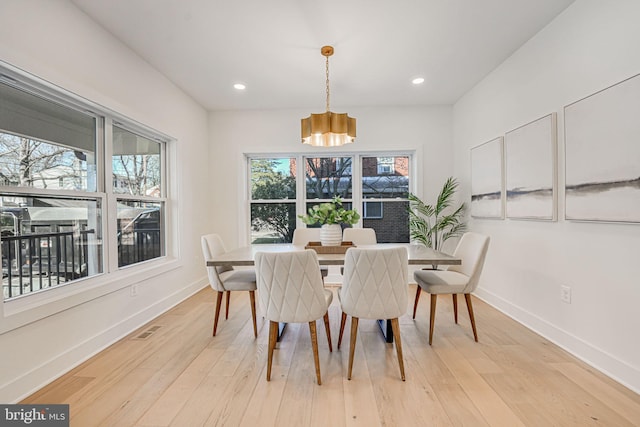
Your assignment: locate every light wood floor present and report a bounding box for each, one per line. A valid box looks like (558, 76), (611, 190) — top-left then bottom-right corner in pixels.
(23, 285), (640, 426)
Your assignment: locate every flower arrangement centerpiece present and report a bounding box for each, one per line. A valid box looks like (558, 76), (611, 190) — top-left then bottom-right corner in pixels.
(299, 196), (360, 246)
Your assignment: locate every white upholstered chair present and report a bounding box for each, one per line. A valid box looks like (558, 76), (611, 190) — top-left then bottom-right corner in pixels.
(338, 247), (408, 381)
(255, 249), (333, 385)
(292, 227), (328, 278)
(201, 234), (257, 338)
(291, 227), (322, 246)
(412, 232), (490, 345)
(340, 228), (377, 274)
(342, 227), (377, 245)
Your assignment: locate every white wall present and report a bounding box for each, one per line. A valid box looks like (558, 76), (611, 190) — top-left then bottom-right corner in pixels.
(453, 0), (640, 392)
(209, 106), (454, 248)
(0, 0), (211, 402)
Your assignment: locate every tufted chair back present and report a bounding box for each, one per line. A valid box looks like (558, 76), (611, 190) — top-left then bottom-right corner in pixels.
(255, 249), (329, 323)
(201, 233), (232, 292)
(341, 247), (408, 320)
(200, 233), (258, 338)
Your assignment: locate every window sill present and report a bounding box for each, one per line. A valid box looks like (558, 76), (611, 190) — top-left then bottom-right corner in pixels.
(0, 256), (182, 334)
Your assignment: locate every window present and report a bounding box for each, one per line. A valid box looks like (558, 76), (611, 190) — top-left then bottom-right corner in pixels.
(248, 157), (296, 243)
(0, 83), (96, 192)
(376, 157), (395, 175)
(363, 201), (383, 219)
(1, 195), (103, 299)
(247, 153), (412, 244)
(112, 126), (164, 267)
(112, 126), (162, 197)
(117, 200), (163, 267)
(305, 156), (353, 200)
(361, 155), (411, 243)
(1, 71), (169, 301)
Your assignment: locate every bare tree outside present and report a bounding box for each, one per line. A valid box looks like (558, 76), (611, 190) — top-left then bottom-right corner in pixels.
(113, 154), (160, 196)
(305, 157), (352, 199)
(0, 132), (87, 190)
(111, 126), (162, 197)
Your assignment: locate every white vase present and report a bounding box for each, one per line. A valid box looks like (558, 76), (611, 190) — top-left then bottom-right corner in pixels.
(320, 224), (342, 246)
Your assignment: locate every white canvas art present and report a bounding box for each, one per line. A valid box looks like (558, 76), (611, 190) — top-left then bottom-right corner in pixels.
(471, 137), (503, 218)
(505, 113), (557, 220)
(564, 74), (640, 222)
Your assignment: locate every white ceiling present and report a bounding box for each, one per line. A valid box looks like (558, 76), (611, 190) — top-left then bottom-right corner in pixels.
(70, 0), (575, 112)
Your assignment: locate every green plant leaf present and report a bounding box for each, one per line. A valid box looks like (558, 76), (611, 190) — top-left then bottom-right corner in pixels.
(407, 177), (466, 250)
(408, 193), (435, 218)
(435, 176), (457, 215)
(297, 196), (360, 225)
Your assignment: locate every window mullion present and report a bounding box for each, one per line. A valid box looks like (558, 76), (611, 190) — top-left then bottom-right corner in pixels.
(296, 154), (305, 228)
(352, 155), (362, 227)
(160, 139), (167, 198)
(103, 119), (118, 273)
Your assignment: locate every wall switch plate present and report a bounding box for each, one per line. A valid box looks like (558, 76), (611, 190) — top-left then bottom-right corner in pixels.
(561, 285), (571, 304)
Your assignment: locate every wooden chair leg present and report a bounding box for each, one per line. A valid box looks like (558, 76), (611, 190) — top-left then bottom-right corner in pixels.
(213, 291), (223, 336)
(347, 317), (359, 380)
(453, 294), (458, 324)
(309, 321), (322, 385)
(225, 291), (231, 320)
(267, 321), (278, 381)
(390, 318), (406, 381)
(338, 312), (347, 349)
(464, 293), (478, 342)
(429, 294), (437, 345)
(249, 291), (257, 338)
(413, 286), (422, 319)
(323, 312), (333, 352)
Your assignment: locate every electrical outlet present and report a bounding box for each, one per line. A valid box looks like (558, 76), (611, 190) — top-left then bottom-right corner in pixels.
(560, 285), (571, 304)
(130, 284), (139, 297)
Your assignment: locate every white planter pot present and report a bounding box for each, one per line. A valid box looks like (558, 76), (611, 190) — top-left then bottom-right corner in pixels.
(320, 224), (342, 246)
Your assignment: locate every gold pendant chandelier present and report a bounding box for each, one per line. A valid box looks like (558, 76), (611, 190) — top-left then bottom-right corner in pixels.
(301, 46), (356, 147)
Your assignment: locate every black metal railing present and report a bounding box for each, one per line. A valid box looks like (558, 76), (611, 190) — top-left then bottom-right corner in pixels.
(2, 227), (162, 300)
(1, 229), (93, 299)
(117, 228), (161, 267)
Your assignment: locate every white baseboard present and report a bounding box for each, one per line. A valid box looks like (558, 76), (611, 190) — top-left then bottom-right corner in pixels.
(474, 288), (640, 394)
(1, 278), (208, 403)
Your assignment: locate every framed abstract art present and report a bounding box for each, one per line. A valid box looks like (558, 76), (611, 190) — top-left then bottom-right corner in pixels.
(505, 113), (557, 221)
(471, 137), (504, 219)
(564, 74), (640, 223)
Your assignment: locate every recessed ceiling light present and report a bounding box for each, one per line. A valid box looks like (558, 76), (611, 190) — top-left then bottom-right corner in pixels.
(412, 77), (425, 85)
(233, 83), (246, 90)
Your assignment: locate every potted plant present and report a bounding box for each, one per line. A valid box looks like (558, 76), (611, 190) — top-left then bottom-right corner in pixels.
(299, 196), (360, 246)
(408, 177), (466, 253)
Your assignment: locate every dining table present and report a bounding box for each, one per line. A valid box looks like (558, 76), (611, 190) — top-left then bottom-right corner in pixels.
(206, 243), (462, 343)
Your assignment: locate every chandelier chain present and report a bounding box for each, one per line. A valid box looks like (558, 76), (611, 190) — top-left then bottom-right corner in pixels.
(325, 55), (330, 112)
